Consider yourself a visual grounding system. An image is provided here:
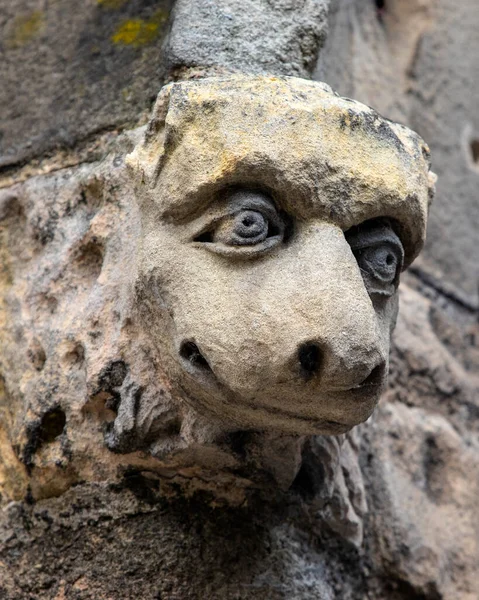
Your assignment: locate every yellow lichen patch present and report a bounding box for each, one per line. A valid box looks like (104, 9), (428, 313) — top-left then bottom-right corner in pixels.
(6, 10), (44, 48)
(97, 0), (129, 8)
(111, 9), (167, 47)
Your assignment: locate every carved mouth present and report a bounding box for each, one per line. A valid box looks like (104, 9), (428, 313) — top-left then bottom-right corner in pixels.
(352, 363), (385, 389)
(177, 341), (382, 433)
(179, 341), (213, 373)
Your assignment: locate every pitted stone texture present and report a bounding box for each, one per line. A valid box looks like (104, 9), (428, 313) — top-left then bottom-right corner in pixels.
(0, 82), (477, 600)
(165, 0), (331, 79)
(0, 132), (320, 506)
(0, 135), (365, 531)
(388, 285), (479, 437)
(0, 482), (368, 600)
(0, 0), (173, 169)
(0, 75), (433, 504)
(0, 1), (478, 598)
(360, 284), (479, 600)
(363, 402), (479, 600)
(0, 148), (285, 504)
(1, 306), (478, 600)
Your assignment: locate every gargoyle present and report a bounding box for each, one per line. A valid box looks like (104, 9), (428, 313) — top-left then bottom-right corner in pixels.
(0, 75), (435, 522)
(123, 75), (435, 438)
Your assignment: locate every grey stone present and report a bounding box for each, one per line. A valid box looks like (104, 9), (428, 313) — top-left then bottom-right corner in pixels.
(0, 0), (173, 170)
(0, 481), (366, 600)
(165, 0), (331, 78)
(1, 0), (478, 598)
(0, 76), (434, 506)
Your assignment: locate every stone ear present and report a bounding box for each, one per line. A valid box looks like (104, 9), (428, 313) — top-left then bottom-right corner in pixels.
(125, 83), (174, 187)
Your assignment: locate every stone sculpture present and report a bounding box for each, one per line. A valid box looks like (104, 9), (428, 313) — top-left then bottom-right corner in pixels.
(0, 74), (435, 514)
(123, 75), (435, 438)
(3, 2), (479, 597)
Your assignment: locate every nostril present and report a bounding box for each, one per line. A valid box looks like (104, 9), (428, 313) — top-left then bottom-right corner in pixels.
(358, 363), (385, 387)
(179, 341), (211, 372)
(298, 343), (322, 378)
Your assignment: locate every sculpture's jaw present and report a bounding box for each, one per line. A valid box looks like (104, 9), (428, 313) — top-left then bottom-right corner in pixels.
(176, 381), (384, 437)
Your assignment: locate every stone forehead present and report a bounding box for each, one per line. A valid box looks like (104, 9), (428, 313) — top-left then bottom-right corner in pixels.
(162, 76), (427, 159)
(132, 76), (434, 266)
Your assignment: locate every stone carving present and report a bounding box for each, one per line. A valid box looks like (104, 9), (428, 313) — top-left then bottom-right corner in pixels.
(4, 1), (479, 596)
(0, 75), (435, 514)
(120, 75), (435, 441)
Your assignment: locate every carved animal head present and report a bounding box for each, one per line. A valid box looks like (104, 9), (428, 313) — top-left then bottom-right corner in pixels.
(127, 76), (435, 436)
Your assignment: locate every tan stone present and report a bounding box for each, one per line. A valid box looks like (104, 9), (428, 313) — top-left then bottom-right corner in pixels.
(128, 75), (435, 435)
(0, 76), (435, 506)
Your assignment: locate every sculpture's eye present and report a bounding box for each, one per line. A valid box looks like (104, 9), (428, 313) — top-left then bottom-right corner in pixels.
(356, 244), (400, 283)
(345, 219), (404, 296)
(193, 190), (287, 256)
(217, 209), (270, 246)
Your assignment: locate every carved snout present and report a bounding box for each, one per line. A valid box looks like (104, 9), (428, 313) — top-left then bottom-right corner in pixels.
(296, 340), (386, 391)
(279, 302), (387, 401)
(260, 222), (388, 394)
(171, 222), (389, 433)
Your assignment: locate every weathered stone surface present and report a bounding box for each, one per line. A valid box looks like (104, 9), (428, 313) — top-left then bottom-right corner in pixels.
(165, 0), (331, 79)
(0, 131), (308, 505)
(0, 0), (173, 169)
(1, 0), (478, 598)
(362, 287), (479, 600)
(364, 404), (479, 600)
(316, 0), (479, 307)
(0, 482), (367, 600)
(128, 75), (434, 438)
(0, 77), (436, 513)
(1, 285), (477, 599)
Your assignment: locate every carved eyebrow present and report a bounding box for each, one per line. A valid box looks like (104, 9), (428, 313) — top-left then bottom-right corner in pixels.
(152, 127), (425, 269)
(155, 162), (289, 223)
(157, 158), (368, 223)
